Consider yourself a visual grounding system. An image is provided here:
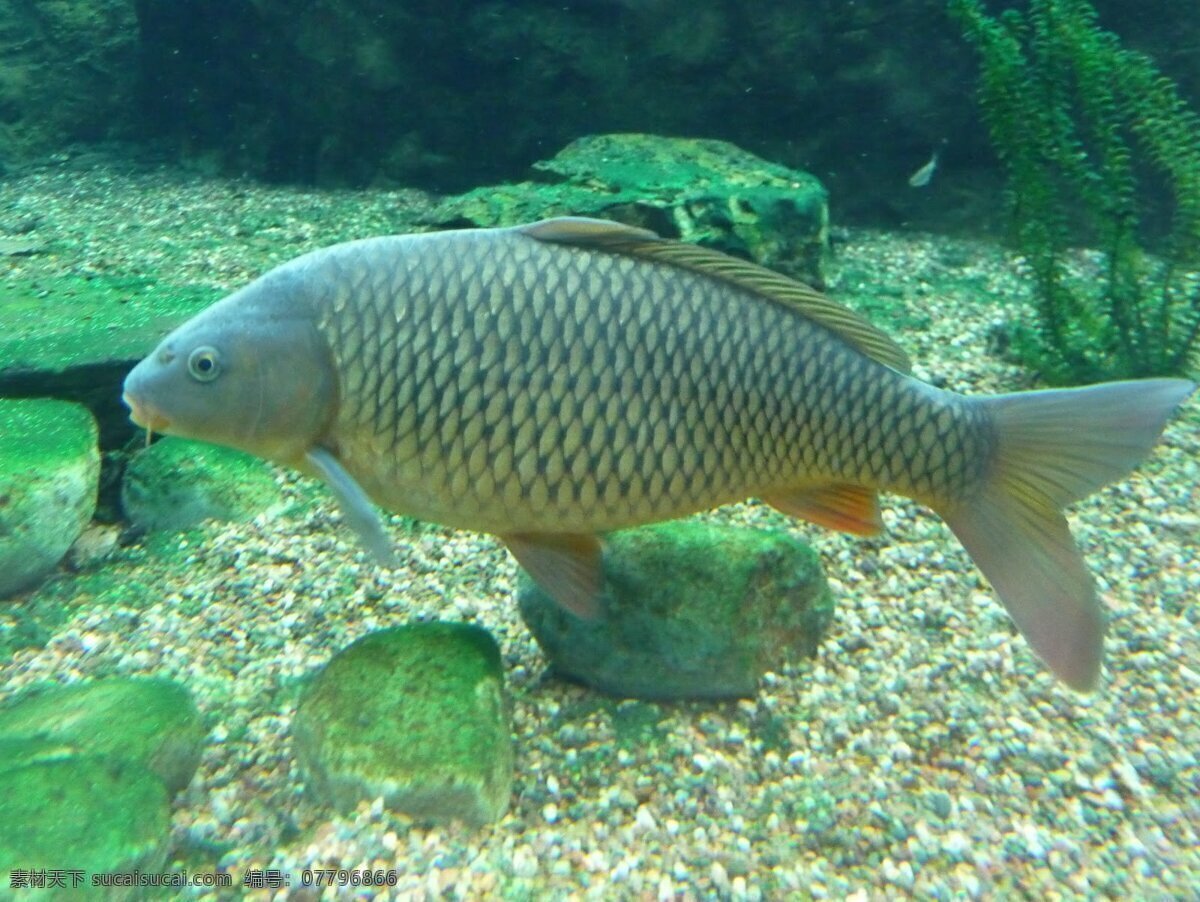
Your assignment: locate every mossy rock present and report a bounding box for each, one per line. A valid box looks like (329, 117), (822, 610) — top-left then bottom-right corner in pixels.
(121, 436), (287, 533)
(293, 622), (513, 826)
(0, 677), (204, 794)
(0, 274), (217, 379)
(0, 754), (170, 901)
(518, 521), (834, 699)
(430, 134), (829, 286)
(0, 272), (220, 450)
(0, 399), (99, 598)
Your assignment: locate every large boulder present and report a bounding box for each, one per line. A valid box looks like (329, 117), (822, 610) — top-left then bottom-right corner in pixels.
(518, 521), (834, 699)
(0, 754), (171, 898)
(0, 677), (204, 898)
(0, 399), (99, 598)
(0, 274), (218, 451)
(293, 622), (514, 826)
(430, 134), (829, 286)
(0, 677), (205, 794)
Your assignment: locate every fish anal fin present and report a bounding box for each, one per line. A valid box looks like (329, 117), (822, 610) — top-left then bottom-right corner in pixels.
(763, 484), (884, 536)
(502, 532), (603, 619)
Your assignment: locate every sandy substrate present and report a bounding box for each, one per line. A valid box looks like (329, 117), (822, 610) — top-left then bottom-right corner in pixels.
(1, 154), (1198, 899)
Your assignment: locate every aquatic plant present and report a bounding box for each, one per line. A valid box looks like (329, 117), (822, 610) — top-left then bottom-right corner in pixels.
(950, 0), (1200, 382)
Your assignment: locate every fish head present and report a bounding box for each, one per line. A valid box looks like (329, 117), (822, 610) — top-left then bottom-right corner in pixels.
(123, 270), (336, 465)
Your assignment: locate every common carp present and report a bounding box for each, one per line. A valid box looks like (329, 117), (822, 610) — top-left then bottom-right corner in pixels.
(122, 218), (1195, 690)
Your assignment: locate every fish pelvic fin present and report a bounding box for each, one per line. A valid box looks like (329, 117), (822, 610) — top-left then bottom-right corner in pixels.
(937, 377), (1195, 691)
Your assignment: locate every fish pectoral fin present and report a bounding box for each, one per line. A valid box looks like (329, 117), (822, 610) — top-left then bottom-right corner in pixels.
(762, 484), (884, 536)
(502, 532), (603, 619)
(305, 447), (396, 566)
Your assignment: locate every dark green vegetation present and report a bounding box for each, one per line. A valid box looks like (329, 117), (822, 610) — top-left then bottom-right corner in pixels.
(1, 1), (1196, 232)
(951, 0), (1200, 382)
(0, 0), (136, 162)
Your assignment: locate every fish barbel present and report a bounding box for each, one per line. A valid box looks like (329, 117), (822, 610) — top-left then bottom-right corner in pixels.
(122, 218), (1195, 690)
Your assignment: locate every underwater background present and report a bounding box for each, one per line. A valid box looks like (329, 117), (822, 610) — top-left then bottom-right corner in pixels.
(0, 0), (1198, 898)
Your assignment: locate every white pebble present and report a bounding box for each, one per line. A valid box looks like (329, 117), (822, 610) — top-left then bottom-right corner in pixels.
(511, 846), (538, 878)
(710, 861), (730, 893)
(634, 807), (658, 833)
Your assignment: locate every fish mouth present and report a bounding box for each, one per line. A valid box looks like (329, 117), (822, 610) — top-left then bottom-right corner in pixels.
(122, 392), (171, 436)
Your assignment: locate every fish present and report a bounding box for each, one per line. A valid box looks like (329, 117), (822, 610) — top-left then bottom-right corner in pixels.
(122, 217), (1195, 691)
(908, 149), (940, 188)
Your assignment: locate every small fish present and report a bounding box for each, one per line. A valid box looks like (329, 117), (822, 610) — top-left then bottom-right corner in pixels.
(908, 148), (940, 188)
(123, 218), (1194, 690)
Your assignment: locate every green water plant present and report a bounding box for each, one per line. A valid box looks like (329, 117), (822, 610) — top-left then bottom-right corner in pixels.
(949, 0), (1200, 382)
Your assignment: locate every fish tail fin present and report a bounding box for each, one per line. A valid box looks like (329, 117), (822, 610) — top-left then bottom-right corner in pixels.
(935, 378), (1195, 690)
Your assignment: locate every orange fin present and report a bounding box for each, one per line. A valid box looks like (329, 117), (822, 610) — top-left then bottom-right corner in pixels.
(762, 484), (883, 536)
(501, 532), (603, 618)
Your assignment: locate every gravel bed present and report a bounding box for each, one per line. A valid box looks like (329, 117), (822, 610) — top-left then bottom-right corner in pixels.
(1, 153), (1197, 900)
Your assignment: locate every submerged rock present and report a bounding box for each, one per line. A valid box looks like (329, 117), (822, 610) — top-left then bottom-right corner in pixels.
(293, 622), (513, 826)
(0, 273), (218, 451)
(0, 399), (99, 598)
(121, 436), (287, 533)
(0, 677), (205, 794)
(0, 677), (203, 895)
(518, 521), (834, 699)
(431, 134), (829, 286)
(0, 754), (171, 895)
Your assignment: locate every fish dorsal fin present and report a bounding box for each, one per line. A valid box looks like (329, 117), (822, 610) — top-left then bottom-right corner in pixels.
(518, 217), (912, 374)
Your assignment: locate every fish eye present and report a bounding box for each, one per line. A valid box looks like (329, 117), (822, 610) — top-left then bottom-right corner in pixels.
(187, 346), (222, 382)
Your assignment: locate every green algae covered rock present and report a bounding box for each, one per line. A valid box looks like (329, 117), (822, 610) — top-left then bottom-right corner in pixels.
(0, 754), (170, 899)
(0, 677), (205, 794)
(121, 436), (286, 533)
(0, 399), (99, 598)
(430, 134), (829, 286)
(0, 677), (203, 899)
(293, 622), (514, 826)
(518, 522), (834, 699)
(0, 273), (220, 451)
